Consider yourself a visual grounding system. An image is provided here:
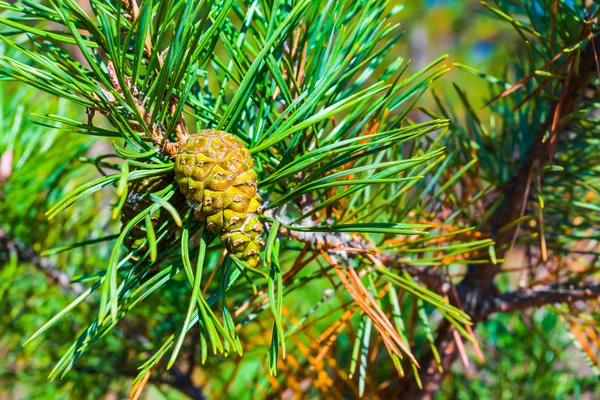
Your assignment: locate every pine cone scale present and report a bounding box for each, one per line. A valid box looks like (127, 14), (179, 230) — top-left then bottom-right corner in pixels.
(174, 129), (265, 267)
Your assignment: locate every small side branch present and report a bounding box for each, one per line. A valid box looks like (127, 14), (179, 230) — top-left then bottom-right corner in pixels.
(402, 31), (600, 398)
(0, 230), (85, 296)
(491, 283), (600, 314)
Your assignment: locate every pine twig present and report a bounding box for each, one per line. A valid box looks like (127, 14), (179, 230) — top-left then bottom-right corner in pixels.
(0, 230), (85, 296)
(491, 283), (600, 314)
(400, 30), (600, 400)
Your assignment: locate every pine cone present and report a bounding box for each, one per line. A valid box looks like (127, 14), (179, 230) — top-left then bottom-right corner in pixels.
(174, 129), (265, 267)
(121, 174), (185, 260)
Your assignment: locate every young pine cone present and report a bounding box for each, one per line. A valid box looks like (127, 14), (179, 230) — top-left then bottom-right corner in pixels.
(174, 130), (265, 267)
(121, 174), (185, 260)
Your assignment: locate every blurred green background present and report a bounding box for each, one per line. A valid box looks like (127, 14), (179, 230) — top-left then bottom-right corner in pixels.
(400, 0), (517, 112)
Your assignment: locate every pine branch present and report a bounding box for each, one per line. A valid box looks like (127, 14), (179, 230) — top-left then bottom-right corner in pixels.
(0, 230), (85, 296)
(491, 283), (600, 314)
(402, 29), (600, 400)
(461, 33), (600, 294)
(394, 281), (600, 399)
(6, 0), (596, 396)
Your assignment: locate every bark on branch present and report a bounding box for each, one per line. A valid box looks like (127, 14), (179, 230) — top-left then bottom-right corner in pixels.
(401, 30), (600, 399)
(462, 35), (600, 290)
(491, 283), (600, 314)
(0, 230), (85, 296)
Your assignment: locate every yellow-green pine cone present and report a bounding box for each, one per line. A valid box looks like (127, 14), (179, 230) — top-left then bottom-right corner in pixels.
(121, 174), (185, 258)
(220, 212), (265, 268)
(174, 129), (265, 266)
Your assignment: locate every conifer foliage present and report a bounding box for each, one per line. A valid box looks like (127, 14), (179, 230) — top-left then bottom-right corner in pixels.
(173, 130), (265, 268)
(0, 0), (599, 398)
